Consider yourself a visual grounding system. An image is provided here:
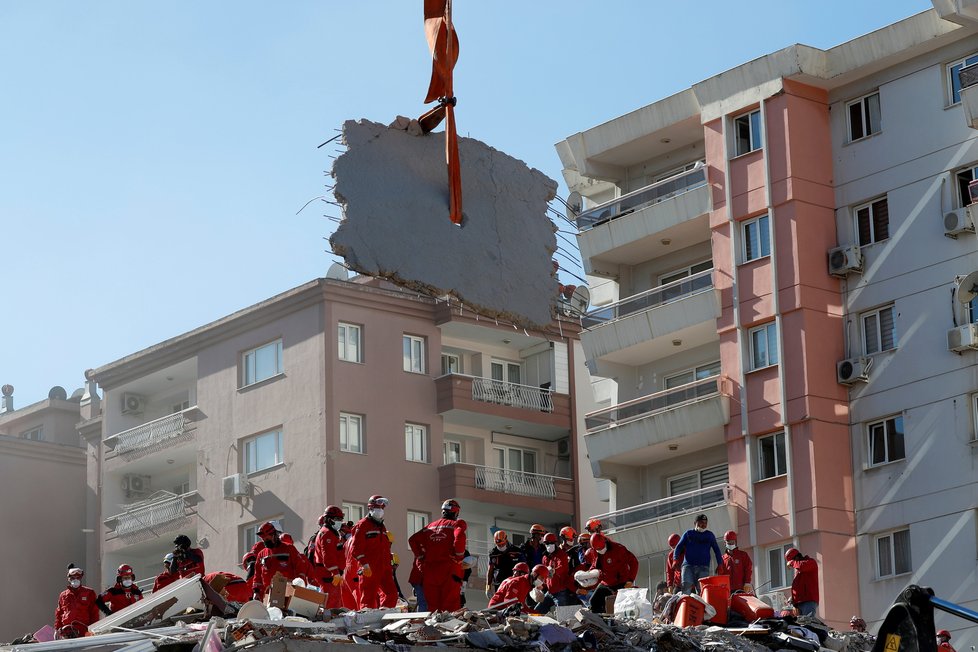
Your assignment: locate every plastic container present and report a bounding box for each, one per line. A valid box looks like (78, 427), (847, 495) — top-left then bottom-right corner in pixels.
(673, 595), (706, 627)
(698, 575), (730, 624)
(730, 593), (775, 620)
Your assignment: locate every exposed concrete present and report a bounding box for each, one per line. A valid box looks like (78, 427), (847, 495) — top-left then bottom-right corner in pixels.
(330, 119), (559, 328)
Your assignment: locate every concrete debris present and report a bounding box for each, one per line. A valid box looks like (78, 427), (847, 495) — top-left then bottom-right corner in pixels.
(330, 118), (560, 328)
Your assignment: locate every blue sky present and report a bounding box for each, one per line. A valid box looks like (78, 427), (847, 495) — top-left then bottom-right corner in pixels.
(1, 1), (930, 406)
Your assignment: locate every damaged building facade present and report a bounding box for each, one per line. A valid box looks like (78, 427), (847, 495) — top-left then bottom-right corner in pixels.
(558, 1), (978, 641)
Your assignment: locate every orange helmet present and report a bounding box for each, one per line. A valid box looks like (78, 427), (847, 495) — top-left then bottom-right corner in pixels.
(493, 530), (508, 545)
(559, 526), (577, 542)
(530, 524), (547, 536)
(585, 518), (603, 533)
(578, 532), (590, 545)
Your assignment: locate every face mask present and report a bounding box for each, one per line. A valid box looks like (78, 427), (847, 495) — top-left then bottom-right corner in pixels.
(545, 544), (556, 554)
(122, 579), (133, 587)
(695, 525), (706, 532)
(533, 578), (544, 587)
(496, 544), (506, 551)
(369, 508), (384, 520)
(69, 579), (81, 588)
(725, 543), (736, 551)
(596, 547), (607, 555)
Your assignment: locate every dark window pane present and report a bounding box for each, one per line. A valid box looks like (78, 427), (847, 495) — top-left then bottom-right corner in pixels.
(873, 199), (889, 241)
(857, 207), (872, 246)
(880, 308), (895, 351)
(849, 102), (864, 140)
(888, 417), (905, 461)
(871, 424), (886, 464)
(878, 536), (893, 576)
(750, 111), (762, 150)
(894, 530), (911, 574)
(775, 433), (786, 475)
(866, 94), (881, 135)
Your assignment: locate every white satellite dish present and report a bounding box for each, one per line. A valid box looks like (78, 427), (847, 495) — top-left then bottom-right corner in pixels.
(326, 262), (349, 281)
(569, 285), (591, 315)
(957, 271), (978, 304)
(237, 600), (270, 620)
(566, 191), (582, 219)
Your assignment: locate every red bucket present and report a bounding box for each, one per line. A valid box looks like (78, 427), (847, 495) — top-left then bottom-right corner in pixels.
(673, 595), (706, 627)
(698, 575), (730, 624)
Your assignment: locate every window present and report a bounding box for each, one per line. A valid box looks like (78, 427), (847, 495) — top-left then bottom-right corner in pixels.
(758, 432), (787, 480)
(407, 511), (429, 536)
(405, 423), (429, 462)
(340, 413), (364, 453)
(734, 109), (762, 156)
(21, 426), (43, 441)
(948, 53), (978, 105)
(854, 197), (889, 246)
(242, 339), (283, 386)
(659, 259), (713, 301)
(338, 323), (362, 363)
(441, 353), (461, 375)
(742, 215), (771, 262)
(876, 529), (911, 577)
(494, 446), (536, 474)
(243, 517), (282, 554)
(342, 502), (364, 523)
(665, 360), (722, 389)
(172, 400), (190, 414)
(766, 543), (796, 589)
(955, 165), (978, 207)
(868, 415), (905, 466)
(847, 92), (881, 141)
(862, 305), (896, 354)
(244, 430), (283, 474)
(171, 480), (191, 495)
(491, 360), (522, 384)
(443, 440), (462, 464)
(668, 464), (729, 495)
(403, 335), (426, 373)
(749, 322), (779, 370)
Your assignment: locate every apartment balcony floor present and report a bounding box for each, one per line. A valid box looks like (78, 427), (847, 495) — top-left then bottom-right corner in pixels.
(438, 463), (574, 521)
(103, 491), (202, 553)
(104, 407), (201, 472)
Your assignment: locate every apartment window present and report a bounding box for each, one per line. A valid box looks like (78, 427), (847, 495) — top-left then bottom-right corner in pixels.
(659, 259), (713, 301)
(441, 353), (461, 375)
(749, 322), (779, 370)
(342, 502), (364, 522)
(443, 440), (462, 464)
(742, 215), (771, 262)
(665, 360), (722, 389)
(847, 92), (881, 141)
(758, 432), (787, 480)
(243, 516), (282, 554)
(243, 430), (283, 474)
(242, 339), (283, 386)
(407, 511), (429, 536)
(491, 360), (522, 384)
(862, 305), (896, 354)
(876, 528), (912, 578)
(21, 426), (43, 441)
(668, 464), (729, 495)
(338, 323), (362, 363)
(948, 53), (978, 105)
(734, 109), (762, 156)
(403, 335), (426, 374)
(494, 446), (536, 474)
(766, 543), (796, 589)
(854, 197), (889, 246)
(868, 415), (905, 466)
(405, 423), (429, 463)
(340, 413), (364, 453)
(955, 165), (978, 207)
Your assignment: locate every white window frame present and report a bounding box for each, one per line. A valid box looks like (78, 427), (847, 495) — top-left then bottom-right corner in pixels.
(664, 360), (722, 389)
(875, 528), (912, 578)
(338, 323), (363, 363)
(403, 335), (426, 374)
(21, 426), (43, 441)
(342, 502), (364, 523)
(867, 415), (905, 467)
(441, 353), (461, 375)
(766, 543), (795, 590)
(491, 359), (522, 385)
(733, 109), (762, 156)
(853, 197), (889, 247)
(846, 92), (881, 142)
(340, 412), (364, 454)
(243, 430), (283, 475)
(667, 464), (729, 496)
(954, 164), (978, 208)
(407, 511), (430, 536)
(741, 215), (771, 263)
(494, 445), (537, 474)
(757, 432), (787, 480)
(243, 515), (282, 554)
(861, 304), (896, 355)
(947, 52), (978, 106)
(443, 439), (462, 464)
(405, 423), (429, 463)
(749, 322), (779, 370)
(242, 339), (283, 387)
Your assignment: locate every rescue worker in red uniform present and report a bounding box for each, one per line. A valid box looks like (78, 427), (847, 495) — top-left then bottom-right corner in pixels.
(938, 629), (956, 652)
(55, 566), (101, 639)
(409, 499), (467, 612)
(488, 563), (552, 612)
(253, 521), (310, 599)
(313, 505), (347, 608)
(785, 547), (819, 617)
(340, 521), (361, 609)
(172, 534), (205, 578)
(97, 564), (143, 614)
(717, 530), (753, 593)
(349, 495), (398, 609)
(542, 532), (577, 606)
(585, 532), (638, 614)
(203, 571), (252, 603)
(665, 533), (683, 593)
(488, 562), (530, 609)
(153, 553), (179, 593)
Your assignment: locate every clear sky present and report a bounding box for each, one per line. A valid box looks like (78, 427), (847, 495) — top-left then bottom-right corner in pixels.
(1, 1), (930, 407)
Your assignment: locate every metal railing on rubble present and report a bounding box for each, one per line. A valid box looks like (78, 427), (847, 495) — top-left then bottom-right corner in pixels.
(589, 483), (731, 533)
(473, 464), (563, 500)
(104, 408), (197, 461)
(581, 269), (713, 329)
(470, 376), (554, 412)
(575, 165), (707, 230)
(584, 375), (721, 433)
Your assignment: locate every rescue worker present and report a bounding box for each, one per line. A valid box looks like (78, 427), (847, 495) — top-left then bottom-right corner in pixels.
(153, 553), (179, 593)
(850, 617), (867, 633)
(349, 495), (398, 609)
(54, 566), (100, 639)
(574, 531), (591, 566)
(341, 520), (361, 609)
(313, 505), (347, 608)
(584, 518), (603, 534)
(665, 533), (683, 593)
(253, 520), (310, 599)
(522, 524), (547, 566)
(172, 534), (205, 578)
(203, 571), (251, 602)
(96, 564), (143, 614)
(558, 526), (577, 553)
(938, 629), (956, 652)
(488, 561), (530, 608)
(488, 562), (551, 612)
(409, 498), (467, 612)
(585, 532), (638, 614)
(486, 530), (524, 599)
(675, 514), (722, 594)
(542, 532), (577, 606)
(785, 547), (819, 617)
(717, 530), (753, 593)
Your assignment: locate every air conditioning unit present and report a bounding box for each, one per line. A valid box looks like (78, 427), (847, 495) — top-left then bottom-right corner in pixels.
(948, 323), (978, 352)
(828, 245), (863, 277)
(121, 392), (146, 415)
(122, 474), (151, 498)
(944, 207), (976, 239)
(223, 473), (250, 500)
(837, 357), (872, 385)
(556, 438), (571, 459)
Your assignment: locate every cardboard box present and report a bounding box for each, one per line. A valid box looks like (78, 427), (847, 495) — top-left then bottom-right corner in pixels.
(286, 584), (327, 618)
(265, 573), (288, 610)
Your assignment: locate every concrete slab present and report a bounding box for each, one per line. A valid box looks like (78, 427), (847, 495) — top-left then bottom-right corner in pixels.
(330, 119), (559, 328)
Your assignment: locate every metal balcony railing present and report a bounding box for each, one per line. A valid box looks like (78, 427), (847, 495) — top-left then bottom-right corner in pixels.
(474, 464), (563, 499)
(471, 377), (554, 412)
(105, 491), (201, 544)
(104, 408), (197, 461)
(589, 483), (731, 533)
(467, 538), (491, 580)
(581, 269), (713, 329)
(585, 375), (721, 433)
(576, 165), (707, 230)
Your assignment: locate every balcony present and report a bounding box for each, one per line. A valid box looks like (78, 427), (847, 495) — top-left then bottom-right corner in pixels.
(435, 374), (571, 441)
(104, 490), (202, 545)
(104, 408), (199, 462)
(584, 376), (729, 477)
(439, 463), (574, 518)
(581, 270), (719, 365)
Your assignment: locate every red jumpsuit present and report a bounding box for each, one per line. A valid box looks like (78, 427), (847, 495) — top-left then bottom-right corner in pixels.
(342, 535), (361, 609)
(789, 557), (820, 606)
(348, 516), (398, 609)
(174, 547), (205, 578)
(487, 574), (530, 610)
(543, 548), (575, 595)
(665, 549), (683, 591)
(254, 541), (310, 597)
(152, 570), (179, 593)
(717, 548), (753, 590)
(204, 572), (251, 603)
(409, 517), (467, 612)
(97, 582), (143, 613)
(314, 524), (347, 608)
(939, 642), (957, 652)
(54, 585), (101, 636)
(585, 540), (638, 588)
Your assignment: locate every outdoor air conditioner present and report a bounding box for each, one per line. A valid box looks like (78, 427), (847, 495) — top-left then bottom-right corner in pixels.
(122, 474), (151, 497)
(556, 438), (571, 459)
(837, 357), (872, 385)
(944, 207), (976, 239)
(948, 323), (978, 352)
(121, 392), (146, 415)
(223, 473), (250, 500)
(828, 245), (863, 277)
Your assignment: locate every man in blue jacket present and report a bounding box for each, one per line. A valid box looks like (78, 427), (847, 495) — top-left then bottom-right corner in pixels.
(674, 514), (723, 594)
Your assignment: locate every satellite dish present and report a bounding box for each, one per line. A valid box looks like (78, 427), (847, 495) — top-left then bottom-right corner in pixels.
(48, 386), (68, 401)
(569, 286), (591, 315)
(566, 191), (582, 219)
(326, 262), (349, 281)
(237, 600), (270, 620)
(956, 271), (978, 304)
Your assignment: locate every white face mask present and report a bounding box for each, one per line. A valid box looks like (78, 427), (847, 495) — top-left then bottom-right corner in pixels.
(496, 543), (506, 551)
(695, 525), (706, 532)
(122, 579), (133, 587)
(545, 544), (556, 554)
(369, 508), (384, 520)
(69, 579), (81, 588)
(533, 578), (544, 587)
(596, 547), (607, 555)
(725, 542), (736, 551)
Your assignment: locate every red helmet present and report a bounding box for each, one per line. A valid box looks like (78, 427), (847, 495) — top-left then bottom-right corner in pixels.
(324, 505), (344, 520)
(493, 530), (508, 545)
(532, 564), (550, 580)
(667, 533), (680, 548)
(559, 526), (577, 542)
(530, 523), (547, 536)
(117, 564), (134, 577)
(368, 495), (390, 509)
(590, 532), (607, 552)
(938, 630), (951, 640)
(784, 547), (800, 562)
(513, 562), (530, 575)
(585, 518), (602, 533)
(441, 499), (461, 517)
(241, 552), (257, 567)
(543, 532), (558, 544)
(340, 521), (353, 535)
(723, 530), (737, 543)
(258, 521), (282, 537)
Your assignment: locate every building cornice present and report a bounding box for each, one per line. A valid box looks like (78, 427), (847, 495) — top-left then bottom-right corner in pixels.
(0, 435), (86, 465)
(0, 398), (81, 430)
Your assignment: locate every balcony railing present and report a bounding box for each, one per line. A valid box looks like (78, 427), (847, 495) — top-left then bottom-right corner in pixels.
(104, 408), (198, 461)
(474, 464), (562, 499)
(471, 377), (554, 413)
(582, 269), (713, 329)
(576, 165), (707, 231)
(105, 491), (201, 544)
(590, 483), (731, 533)
(585, 375), (721, 433)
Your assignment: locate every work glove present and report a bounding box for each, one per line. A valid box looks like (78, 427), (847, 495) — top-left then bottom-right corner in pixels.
(624, 581), (634, 588)
(331, 575), (344, 587)
(530, 587), (546, 603)
(743, 583), (753, 594)
(485, 584), (492, 599)
(386, 531), (395, 544)
(361, 564), (373, 578)
(576, 588), (588, 595)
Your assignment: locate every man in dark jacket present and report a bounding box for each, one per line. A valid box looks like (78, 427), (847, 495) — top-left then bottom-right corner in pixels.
(674, 514), (722, 594)
(485, 530), (524, 599)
